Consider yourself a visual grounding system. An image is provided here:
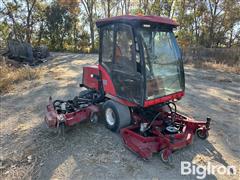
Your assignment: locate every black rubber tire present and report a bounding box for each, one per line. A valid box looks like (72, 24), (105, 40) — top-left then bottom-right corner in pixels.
(103, 100), (131, 132)
(196, 129), (209, 140)
(160, 149), (173, 164)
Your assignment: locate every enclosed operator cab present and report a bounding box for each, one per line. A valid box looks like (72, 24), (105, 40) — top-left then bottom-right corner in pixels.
(95, 15), (185, 108)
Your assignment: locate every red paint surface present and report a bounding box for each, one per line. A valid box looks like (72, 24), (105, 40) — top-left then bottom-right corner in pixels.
(98, 65), (117, 96)
(144, 91), (184, 107)
(96, 15), (178, 27)
(45, 103), (99, 128)
(82, 65), (99, 90)
(120, 112), (209, 159)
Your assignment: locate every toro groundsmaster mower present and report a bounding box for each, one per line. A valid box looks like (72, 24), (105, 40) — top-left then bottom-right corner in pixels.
(45, 15), (211, 163)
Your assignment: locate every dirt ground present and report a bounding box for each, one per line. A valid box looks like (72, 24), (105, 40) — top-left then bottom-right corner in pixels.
(0, 53), (239, 180)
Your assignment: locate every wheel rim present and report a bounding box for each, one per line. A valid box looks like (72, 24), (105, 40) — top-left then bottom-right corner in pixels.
(198, 131), (204, 137)
(197, 129), (207, 138)
(106, 108), (116, 126)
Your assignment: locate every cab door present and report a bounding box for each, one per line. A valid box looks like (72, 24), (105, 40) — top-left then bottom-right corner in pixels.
(111, 24), (143, 104)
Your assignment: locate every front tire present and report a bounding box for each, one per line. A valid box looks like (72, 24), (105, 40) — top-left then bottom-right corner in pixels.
(160, 149), (173, 164)
(103, 100), (131, 132)
(196, 129), (209, 140)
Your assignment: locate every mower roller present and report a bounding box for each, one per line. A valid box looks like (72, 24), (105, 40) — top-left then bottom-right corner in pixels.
(45, 15), (211, 163)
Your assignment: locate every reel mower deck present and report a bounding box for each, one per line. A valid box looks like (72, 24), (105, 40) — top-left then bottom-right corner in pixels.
(121, 112), (211, 162)
(44, 90), (100, 130)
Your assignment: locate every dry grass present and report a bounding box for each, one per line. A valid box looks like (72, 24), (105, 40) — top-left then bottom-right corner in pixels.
(0, 59), (43, 94)
(188, 60), (240, 74)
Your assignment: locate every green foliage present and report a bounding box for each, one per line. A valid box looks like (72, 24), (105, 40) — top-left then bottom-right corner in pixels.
(0, 21), (10, 47)
(0, 0), (239, 52)
(45, 2), (73, 50)
(131, 8), (143, 15)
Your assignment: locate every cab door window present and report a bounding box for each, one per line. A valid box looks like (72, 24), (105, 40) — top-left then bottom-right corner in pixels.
(101, 25), (114, 70)
(114, 25), (136, 73)
(112, 24), (143, 104)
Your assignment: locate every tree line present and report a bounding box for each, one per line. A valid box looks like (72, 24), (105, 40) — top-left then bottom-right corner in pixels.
(0, 0), (239, 52)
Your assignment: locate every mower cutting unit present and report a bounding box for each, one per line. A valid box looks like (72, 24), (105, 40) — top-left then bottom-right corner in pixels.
(45, 15), (211, 163)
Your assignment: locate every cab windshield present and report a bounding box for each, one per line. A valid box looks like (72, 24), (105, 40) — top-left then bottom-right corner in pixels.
(138, 27), (184, 100)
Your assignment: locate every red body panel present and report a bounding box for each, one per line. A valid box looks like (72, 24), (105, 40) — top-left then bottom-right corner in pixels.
(96, 15), (178, 27)
(98, 65), (138, 106)
(64, 105), (99, 126)
(98, 65), (116, 96)
(64, 108), (91, 126)
(144, 91), (184, 107)
(83, 65), (184, 107)
(45, 100), (99, 128)
(121, 112), (209, 159)
(82, 65), (99, 90)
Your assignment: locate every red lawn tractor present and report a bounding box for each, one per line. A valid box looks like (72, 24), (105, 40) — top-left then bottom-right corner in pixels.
(45, 15), (211, 163)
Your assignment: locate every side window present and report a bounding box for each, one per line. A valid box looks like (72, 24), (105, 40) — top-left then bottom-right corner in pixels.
(114, 25), (135, 72)
(102, 25), (114, 68)
(135, 37), (141, 73)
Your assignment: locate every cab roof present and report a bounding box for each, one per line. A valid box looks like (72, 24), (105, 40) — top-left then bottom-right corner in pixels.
(96, 15), (178, 28)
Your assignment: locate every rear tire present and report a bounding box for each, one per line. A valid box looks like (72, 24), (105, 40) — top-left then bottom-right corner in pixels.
(103, 100), (131, 132)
